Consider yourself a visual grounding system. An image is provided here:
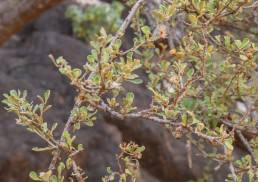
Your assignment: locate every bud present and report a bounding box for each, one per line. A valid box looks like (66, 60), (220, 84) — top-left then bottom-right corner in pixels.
(169, 49), (177, 55)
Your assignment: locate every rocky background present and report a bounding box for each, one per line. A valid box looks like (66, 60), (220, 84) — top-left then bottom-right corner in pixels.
(0, 1), (247, 182)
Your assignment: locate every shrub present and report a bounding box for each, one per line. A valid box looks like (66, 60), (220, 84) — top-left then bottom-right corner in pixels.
(2, 0), (258, 181)
(65, 1), (124, 41)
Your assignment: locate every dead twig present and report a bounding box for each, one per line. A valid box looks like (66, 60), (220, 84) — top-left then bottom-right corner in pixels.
(236, 130), (257, 165)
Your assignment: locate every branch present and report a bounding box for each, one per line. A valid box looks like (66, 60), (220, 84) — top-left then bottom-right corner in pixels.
(109, 0), (145, 48)
(229, 161), (237, 182)
(236, 130), (257, 165)
(49, 53), (85, 180)
(220, 119), (258, 137)
(93, 100), (223, 144)
(48, 96), (82, 170)
(0, 0), (64, 46)
(72, 161), (85, 182)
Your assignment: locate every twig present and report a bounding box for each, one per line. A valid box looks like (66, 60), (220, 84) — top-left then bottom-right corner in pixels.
(172, 75), (202, 107)
(49, 96), (82, 171)
(229, 162), (237, 182)
(236, 130), (257, 164)
(186, 140), (192, 169)
(222, 70), (240, 99)
(220, 119), (258, 137)
(163, 0), (173, 3)
(48, 56), (85, 180)
(72, 161), (85, 182)
(98, 101), (173, 124)
(109, 0), (145, 48)
(93, 100), (222, 144)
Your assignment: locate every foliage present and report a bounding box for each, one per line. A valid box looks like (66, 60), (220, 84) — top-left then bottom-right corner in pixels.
(66, 1), (124, 41)
(2, 0), (258, 181)
(102, 142), (145, 182)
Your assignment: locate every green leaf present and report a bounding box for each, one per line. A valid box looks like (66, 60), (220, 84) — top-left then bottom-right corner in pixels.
(32, 147), (55, 152)
(50, 175), (58, 182)
(152, 10), (165, 22)
(84, 120), (94, 127)
(22, 90), (28, 99)
(77, 144), (84, 151)
(63, 131), (73, 148)
(136, 146), (145, 153)
(128, 78), (143, 84)
(91, 74), (101, 84)
(182, 98), (196, 109)
(125, 92), (134, 105)
(40, 171), (52, 181)
(141, 26), (151, 36)
(79, 106), (88, 120)
(42, 123), (48, 133)
(73, 122), (81, 130)
(106, 167), (113, 174)
(10, 90), (17, 97)
(87, 55), (95, 63)
(72, 68), (82, 79)
(33, 104), (39, 114)
(125, 168), (132, 175)
(100, 27), (107, 38)
(235, 40), (242, 49)
(29, 171), (41, 181)
(182, 113), (187, 126)
(167, 4), (176, 17)
(254, 149), (258, 159)
(43, 90), (51, 103)
(56, 57), (66, 65)
(126, 52), (133, 61)
(57, 162), (65, 177)
(113, 39), (122, 50)
(66, 158), (73, 170)
(102, 49), (110, 63)
(188, 14), (198, 25)
(240, 38), (250, 49)
(215, 35), (221, 43)
(51, 123), (58, 133)
(91, 49), (98, 60)
(225, 138), (233, 151)
(186, 69), (194, 78)
(224, 36), (231, 49)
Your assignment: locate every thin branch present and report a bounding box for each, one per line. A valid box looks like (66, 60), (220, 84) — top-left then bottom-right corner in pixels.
(48, 55), (85, 180)
(236, 130), (257, 164)
(93, 100), (222, 144)
(48, 96), (82, 171)
(221, 119), (258, 137)
(186, 140), (192, 169)
(72, 161), (85, 182)
(109, 0), (145, 48)
(229, 162), (237, 182)
(172, 75), (202, 107)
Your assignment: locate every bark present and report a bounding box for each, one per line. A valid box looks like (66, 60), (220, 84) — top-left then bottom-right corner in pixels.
(0, 0), (64, 46)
